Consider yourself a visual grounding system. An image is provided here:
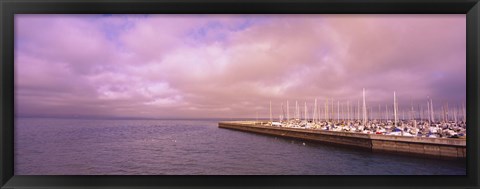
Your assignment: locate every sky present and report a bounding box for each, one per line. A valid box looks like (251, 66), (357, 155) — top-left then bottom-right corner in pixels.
(14, 14), (466, 119)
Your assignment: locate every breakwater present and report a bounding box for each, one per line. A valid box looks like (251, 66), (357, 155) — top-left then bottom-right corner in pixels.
(218, 121), (466, 159)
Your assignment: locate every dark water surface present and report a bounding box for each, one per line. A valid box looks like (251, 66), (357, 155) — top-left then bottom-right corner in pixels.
(15, 118), (466, 175)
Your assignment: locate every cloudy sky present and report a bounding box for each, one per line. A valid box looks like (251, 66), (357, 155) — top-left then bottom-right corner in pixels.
(15, 14), (466, 119)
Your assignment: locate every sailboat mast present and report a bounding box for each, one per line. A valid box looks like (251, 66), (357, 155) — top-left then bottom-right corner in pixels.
(417, 104), (420, 121)
(454, 105), (458, 123)
(442, 104), (446, 122)
(341, 101), (344, 122)
(331, 98), (334, 122)
(410, 101), (414, 121)
(304, 101), (308, 122)
(287, 101), (289, 121)
(348, 101), (350, 123)
(337, 101), (340, 122)
(325, 98), (328, 121)
(269, 100), (272, 124)
(385, 104), (388, 122)
(313, 98), (317, 123)
(427, 99), (431, 123)
(326, 98), (328, 121)
(378, 104), (381, 121)
(357, 100), (360, 121)
(295, 101), (299, 120)
(445, 102), (450, 122)
(430, 98), (435, 123)
(318, 102), (322, 122)
(362, 88), (367, 126)
(394, 91), (398, 127)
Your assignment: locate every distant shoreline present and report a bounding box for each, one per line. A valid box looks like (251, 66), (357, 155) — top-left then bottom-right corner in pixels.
(15, 116), (266, 121)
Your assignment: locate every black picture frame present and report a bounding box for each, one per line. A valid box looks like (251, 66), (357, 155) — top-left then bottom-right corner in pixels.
(1, 0), (479, 188)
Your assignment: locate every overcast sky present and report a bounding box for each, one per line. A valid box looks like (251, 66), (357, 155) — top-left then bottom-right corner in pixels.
(15, 14), (466, 119)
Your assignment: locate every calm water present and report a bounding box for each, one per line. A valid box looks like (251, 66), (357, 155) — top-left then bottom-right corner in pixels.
(15, 118), (466, 175)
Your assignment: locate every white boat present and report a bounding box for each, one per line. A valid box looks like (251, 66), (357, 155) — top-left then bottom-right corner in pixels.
(272, 122), (282, 126)
(402, 132), (414, 137)
(387, 131), (402, 136)
(428, 134), (437, 138)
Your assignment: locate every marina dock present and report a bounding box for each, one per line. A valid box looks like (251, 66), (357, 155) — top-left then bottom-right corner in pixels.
(218, 121), (466, 159)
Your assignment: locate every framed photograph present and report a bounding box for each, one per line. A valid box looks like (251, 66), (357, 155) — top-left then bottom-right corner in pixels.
(1, 0), (479, 188)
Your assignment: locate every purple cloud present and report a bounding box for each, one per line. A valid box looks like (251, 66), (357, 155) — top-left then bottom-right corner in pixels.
(15, 14), (466, 119)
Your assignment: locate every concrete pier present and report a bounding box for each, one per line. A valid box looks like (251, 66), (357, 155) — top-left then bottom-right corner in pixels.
(218, 121), (466, 159)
